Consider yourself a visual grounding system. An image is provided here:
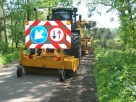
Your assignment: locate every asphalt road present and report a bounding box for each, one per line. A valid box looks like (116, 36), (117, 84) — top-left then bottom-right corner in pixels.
(0, 62), (60, 102)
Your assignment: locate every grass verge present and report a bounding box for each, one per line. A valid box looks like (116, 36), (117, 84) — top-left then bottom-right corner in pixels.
(94, 47), (136, 102)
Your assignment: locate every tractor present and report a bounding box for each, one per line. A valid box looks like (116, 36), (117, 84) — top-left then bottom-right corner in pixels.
(48, 7), (96, 56)
(17, 7), (95, 82)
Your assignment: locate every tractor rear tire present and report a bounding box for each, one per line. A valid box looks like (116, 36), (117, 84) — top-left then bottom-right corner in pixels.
(66, 32), (81, 58)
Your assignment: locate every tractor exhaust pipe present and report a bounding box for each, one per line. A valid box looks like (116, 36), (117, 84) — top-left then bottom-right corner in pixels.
(79, 15), (82, 21)
(34, 8), (37, 20)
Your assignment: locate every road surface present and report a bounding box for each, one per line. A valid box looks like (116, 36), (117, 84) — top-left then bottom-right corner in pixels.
(0, 61), (60, 102)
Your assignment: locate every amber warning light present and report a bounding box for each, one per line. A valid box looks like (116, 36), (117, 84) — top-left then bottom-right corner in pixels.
(66, 20), (71, 25)
(25, 21), (29, 25)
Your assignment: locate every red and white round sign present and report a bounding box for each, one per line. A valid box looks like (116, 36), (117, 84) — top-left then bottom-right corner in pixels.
(48, 27), (65, 43)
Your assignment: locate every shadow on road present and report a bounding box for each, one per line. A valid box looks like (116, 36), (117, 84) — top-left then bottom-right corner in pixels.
(0, 63), (60, 102)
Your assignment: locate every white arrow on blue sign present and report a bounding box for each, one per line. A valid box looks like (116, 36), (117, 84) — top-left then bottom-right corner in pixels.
(30, 26), (48, 44)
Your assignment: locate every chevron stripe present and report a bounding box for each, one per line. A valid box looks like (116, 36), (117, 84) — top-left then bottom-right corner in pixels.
(38, 21), (47, 25)
(25, 35), (30, 43)
(49, 21), (58, 26)
(66, 35), (71, 44)
(35, 44), (44, 48)
(52, 43), (61, 48)
(58, 44), (67, 48)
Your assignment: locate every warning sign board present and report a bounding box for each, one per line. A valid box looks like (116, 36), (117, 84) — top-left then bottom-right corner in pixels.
(25, 21), (71, 49)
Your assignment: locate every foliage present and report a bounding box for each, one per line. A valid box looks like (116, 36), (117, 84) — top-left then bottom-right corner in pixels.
(76, 0), (136, 48)
(113, 0), (136, 48)
(0, 48), (19, 65)
(85, 27), (120, 49)
(94, 47), (136, 102)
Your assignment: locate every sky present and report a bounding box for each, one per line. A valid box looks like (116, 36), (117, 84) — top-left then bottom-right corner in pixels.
(72, 0), (120, 28)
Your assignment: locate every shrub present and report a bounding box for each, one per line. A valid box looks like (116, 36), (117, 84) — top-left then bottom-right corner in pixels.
(94, 47), (136, 102)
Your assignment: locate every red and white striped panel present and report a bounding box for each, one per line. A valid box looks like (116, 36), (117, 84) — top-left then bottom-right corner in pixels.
(25, 20), (71, 49)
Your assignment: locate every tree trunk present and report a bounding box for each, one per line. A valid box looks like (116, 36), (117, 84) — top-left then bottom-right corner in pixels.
(11, 38), (14, 52)
(2, 1), (8, 51)
(14, 21), (18, 48)
(10, 18), (14, 52)
(15, 42), (18, 48)
(4, 19), (8, 51)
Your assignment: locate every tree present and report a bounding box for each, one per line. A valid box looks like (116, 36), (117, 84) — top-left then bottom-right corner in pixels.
(115, 0), (136, 48)
(76, 0), (136, 48)
(0, 0), (8, 51)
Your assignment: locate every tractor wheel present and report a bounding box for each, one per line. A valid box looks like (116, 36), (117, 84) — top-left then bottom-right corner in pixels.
(59, 69), (65, 82)
(17, 66), (23, 77)
(66, 32), (81, 58)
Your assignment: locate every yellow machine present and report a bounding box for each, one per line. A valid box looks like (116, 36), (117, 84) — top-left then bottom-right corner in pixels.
(16, 7), (95, 82)
(18, 48), (79, 81)
(76, 18), (95, 55)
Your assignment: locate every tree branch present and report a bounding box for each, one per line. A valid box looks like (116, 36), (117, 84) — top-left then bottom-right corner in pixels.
(98, 2), (112, 6)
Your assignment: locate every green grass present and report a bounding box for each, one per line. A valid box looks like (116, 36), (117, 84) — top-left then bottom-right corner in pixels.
(0, 48), (20, 65)
(94, 47), (136, 102)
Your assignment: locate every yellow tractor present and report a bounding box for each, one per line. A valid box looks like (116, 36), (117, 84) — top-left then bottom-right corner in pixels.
(17, 7), (95, 82)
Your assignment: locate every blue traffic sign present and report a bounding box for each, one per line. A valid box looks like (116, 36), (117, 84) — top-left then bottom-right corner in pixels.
(30, 26), (48, 44)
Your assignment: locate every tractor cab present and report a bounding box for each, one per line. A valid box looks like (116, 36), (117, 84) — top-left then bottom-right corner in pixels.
(47, 7), (78, 27)
(52, 8), (72, 20)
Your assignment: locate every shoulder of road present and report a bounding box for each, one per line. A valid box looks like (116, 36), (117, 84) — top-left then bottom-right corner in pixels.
(0, 60), (19, 69)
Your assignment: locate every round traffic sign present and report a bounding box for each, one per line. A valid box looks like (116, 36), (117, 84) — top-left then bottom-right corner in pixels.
(48, 27), (65, 43)
(30, 26), (48, 44)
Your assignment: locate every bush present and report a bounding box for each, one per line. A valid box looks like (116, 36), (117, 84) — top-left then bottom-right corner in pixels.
(0, 48), (20, 65)
(94, 47), (136, 102)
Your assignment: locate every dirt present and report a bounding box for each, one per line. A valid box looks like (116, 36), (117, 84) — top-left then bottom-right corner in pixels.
(49, 54), (98, 102)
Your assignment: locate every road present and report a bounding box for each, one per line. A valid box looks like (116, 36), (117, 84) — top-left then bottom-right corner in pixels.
(0, 61), (60, 102)
(49, 54), (98, 102)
